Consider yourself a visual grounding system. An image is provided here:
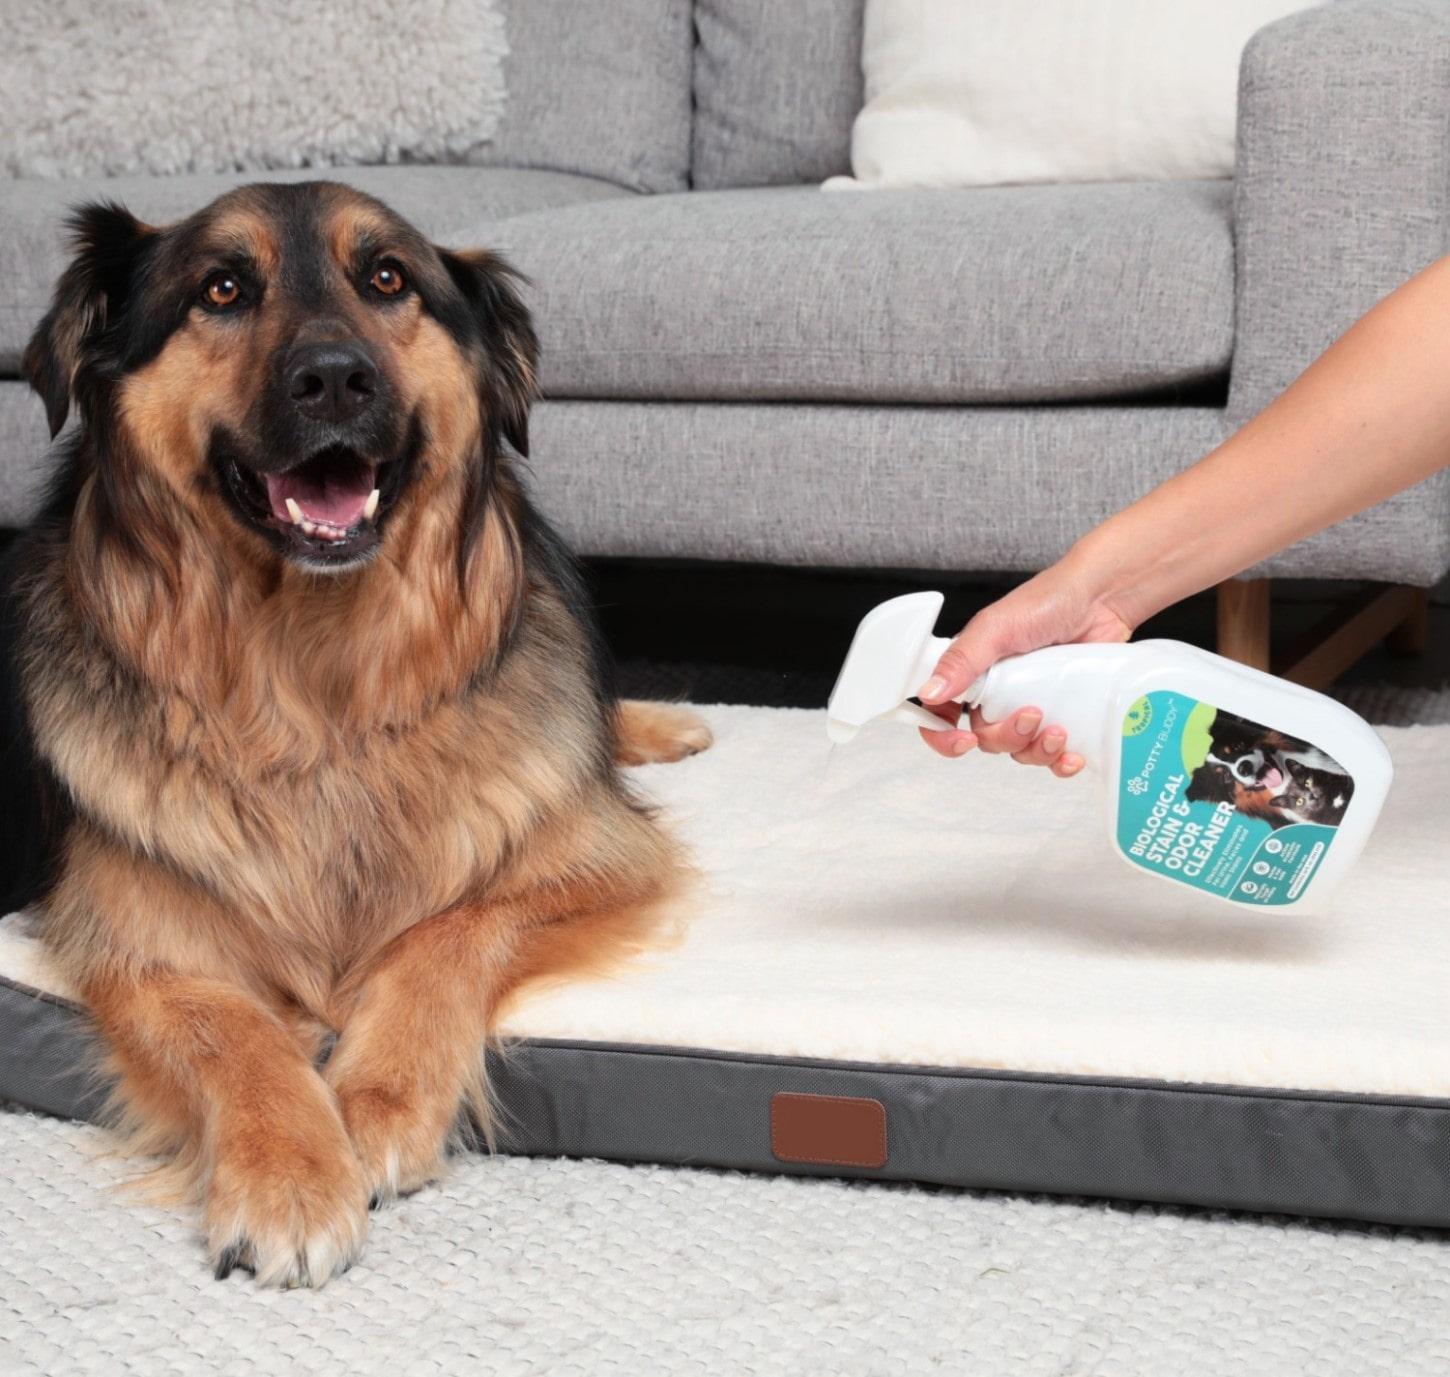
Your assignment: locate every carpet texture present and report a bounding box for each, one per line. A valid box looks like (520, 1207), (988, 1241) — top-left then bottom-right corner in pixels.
(3, 1104), (1450, 1377)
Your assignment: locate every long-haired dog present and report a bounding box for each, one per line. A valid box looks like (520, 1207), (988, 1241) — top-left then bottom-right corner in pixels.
(13, 182), (709, 1286)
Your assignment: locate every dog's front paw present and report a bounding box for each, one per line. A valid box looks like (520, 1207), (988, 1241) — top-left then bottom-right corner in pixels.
(334, 1082), (453, 1206)
(205, 1124), (369, 1288)
(615, 700), (714, 766)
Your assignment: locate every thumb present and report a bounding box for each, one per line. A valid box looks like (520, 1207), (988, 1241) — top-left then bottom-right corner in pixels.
(918, 613), (1008, 706)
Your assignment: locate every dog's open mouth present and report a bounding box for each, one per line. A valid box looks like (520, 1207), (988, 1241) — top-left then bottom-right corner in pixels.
(217, 433), (416, 569)
(262, 449), (380, 544)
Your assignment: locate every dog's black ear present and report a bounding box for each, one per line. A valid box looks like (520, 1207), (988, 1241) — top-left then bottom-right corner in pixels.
(1186, 766), (1233, 805)
(440, 248), (538, 458)
(23, 202), (154, 438)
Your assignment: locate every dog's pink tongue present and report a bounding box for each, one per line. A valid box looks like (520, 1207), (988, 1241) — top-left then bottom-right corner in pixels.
(1261, 766), (1284, 791)
(265, 468), (375, 526)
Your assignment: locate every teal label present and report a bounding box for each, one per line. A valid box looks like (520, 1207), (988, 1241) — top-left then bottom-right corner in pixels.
(1117, 692), (1354, 905)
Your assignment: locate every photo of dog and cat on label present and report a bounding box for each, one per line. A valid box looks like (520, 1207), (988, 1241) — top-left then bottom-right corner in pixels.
(1185, 710), (1355, 831)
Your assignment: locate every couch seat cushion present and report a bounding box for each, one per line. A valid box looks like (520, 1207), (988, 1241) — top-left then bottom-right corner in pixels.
(0, 167), (634, 373)
(488, 181), (1235, 404)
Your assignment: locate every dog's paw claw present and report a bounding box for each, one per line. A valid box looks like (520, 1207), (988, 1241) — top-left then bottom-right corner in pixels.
(204, 1135), (369, 1288)
(213, 1242), (251, 1282)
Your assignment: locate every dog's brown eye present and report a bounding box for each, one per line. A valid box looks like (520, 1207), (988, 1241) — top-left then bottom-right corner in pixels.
(370, 263), (405, 297)
(203, 275), (242, 309)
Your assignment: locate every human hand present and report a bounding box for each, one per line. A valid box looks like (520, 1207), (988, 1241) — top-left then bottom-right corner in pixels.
(915, 553), (1133, 775)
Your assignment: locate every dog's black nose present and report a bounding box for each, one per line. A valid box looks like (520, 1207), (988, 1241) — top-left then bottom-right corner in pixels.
(286, 342), (379, 423)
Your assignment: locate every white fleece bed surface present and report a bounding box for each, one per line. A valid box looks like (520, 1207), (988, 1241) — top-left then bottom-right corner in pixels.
(3, 706), (1447, 1098)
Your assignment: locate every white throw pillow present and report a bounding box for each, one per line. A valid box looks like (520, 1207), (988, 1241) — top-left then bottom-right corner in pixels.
(824, 0), (1321, 191)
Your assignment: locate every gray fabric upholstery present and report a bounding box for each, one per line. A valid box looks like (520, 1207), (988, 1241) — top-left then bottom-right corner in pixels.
(1230, 0), (1450, 425)
(0, 383), (49, 522)
(4, 386), (1447, 582)
(525, 403), (1449, 583)
(0, 167), (634, 374)
(518, 402), (1228, 570)
(488, 181), (1235, 404)
(473, 0), (695, 195)
(692, 0), (864, 189)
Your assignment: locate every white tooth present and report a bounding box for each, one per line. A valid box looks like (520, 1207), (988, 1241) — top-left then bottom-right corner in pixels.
(301, 520), (317, 536)
(285, 498), (304, 525)
(363, 488), (380, 521)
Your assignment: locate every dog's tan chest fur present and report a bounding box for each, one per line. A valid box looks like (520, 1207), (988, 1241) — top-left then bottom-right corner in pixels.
(32, 570), (601, 1013)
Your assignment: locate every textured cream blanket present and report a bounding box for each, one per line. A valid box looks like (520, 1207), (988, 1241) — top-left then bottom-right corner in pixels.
(4, 706), (1447, 1097)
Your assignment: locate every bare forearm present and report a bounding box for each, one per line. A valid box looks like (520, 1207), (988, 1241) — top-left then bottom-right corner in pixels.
(1074, 255), (1450, 627)
(922, 254), (1450, 761)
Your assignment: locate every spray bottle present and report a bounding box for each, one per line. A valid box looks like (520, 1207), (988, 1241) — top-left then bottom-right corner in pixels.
(826, 592), (1392, 910)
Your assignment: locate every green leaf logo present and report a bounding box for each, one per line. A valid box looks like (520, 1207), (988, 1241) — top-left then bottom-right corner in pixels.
(1123, 696), (1153, 737)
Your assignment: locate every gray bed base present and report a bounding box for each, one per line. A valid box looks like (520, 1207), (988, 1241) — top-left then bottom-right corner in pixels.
(4, 975), (1448, 1229)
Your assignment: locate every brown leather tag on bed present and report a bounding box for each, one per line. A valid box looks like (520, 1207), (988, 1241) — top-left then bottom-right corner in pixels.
(770, 1092), (888, 1169)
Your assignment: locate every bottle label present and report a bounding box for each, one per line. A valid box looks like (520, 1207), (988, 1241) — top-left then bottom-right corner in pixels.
(1116, 692), (1353, 905)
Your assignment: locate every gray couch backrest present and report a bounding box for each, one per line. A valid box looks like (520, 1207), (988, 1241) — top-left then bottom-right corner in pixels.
(478, 0), (695, 193)
(480, 0), (867, 194)
(691, 0), (865, 190)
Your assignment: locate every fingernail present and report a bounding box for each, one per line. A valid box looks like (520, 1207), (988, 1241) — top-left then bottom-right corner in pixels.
(1015, 710), (1042, 737)
(950, 735), (974, 757)
(919, 676), (947, 703)
(1059, 754), (1083, 776)
(1042, 732), (1065, 755)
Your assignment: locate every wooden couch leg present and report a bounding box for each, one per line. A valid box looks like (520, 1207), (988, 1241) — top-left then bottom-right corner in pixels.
(1216, 580), (1428, 691)
(1277, 584), (1426, 690)
(1387, 587), (1430, 655)
(1216, 578), (1271, 670)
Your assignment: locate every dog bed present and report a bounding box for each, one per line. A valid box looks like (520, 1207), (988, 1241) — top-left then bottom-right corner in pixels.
(3, 705), (1449, 1227)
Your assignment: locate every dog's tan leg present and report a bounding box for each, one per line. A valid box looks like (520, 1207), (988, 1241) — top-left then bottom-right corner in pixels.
(86, 969), (369, 1287)
(324, 902), (525, 1200)
(614, 699), (713, 766)
(327, 806), (681, 1201)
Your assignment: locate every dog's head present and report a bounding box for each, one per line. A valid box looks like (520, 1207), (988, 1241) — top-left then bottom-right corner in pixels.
(24, 182), (536, 574)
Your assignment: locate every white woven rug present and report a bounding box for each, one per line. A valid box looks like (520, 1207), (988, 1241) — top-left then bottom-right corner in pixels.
(4, 687), (1448, 1374)
(3, 1103), (1449, 1376)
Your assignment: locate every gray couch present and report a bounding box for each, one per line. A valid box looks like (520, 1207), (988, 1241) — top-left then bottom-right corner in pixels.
(2, 0), (1448, 599)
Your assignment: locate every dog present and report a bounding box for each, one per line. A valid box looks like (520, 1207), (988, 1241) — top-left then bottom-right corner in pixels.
(12, 182), (710, 1287)
(1185, 711), (1352, 829)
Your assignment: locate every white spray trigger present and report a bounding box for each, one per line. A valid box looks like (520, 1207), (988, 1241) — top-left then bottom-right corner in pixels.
(891, 703), (954, 733)
(825, 591), (986, 742)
